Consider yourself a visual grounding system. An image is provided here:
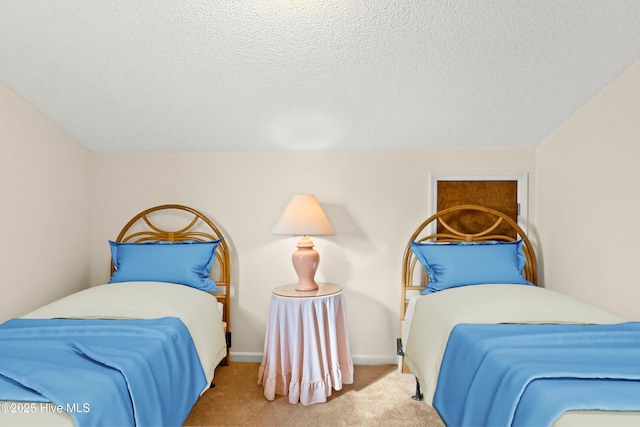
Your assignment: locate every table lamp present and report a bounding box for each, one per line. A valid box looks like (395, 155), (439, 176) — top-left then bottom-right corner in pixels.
(273, 195), (335, 291)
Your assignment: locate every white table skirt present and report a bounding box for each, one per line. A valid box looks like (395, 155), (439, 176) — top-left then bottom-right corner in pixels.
(258, 291), (354, 405)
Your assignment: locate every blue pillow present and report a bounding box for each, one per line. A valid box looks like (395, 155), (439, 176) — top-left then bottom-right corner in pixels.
(410, 240), (533, 294)
(109, 239), (222, 292)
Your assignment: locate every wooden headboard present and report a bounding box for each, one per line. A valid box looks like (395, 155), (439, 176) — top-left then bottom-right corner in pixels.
(112, 204), (231, 354)
(401, 204), (537, 331)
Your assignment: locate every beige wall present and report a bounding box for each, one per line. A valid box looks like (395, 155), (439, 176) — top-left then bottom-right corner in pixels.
(1, 72), (536, 362)
(91, 149), (535, 362)
(0, 82), (91, 322)
(535, 59), (640, 320)
(6, 51), (639, 360)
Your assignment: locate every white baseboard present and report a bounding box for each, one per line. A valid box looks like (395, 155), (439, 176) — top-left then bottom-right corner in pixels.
(352, 355), (397, 365)
(229, 352), (263, 363)
(230, 352), (397, 366)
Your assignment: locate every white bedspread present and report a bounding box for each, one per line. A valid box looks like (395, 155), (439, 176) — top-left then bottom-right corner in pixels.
(23, 281), (227, 387)
(1, 281), (227, 427)
(403, 284), (626, 405)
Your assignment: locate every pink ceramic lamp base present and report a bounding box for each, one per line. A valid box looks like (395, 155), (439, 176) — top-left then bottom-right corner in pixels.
(292, 236), (320, 291)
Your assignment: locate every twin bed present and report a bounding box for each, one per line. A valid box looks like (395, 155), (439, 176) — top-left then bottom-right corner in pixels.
(0, 204), (230, 427)
(401, 205), (640, 427)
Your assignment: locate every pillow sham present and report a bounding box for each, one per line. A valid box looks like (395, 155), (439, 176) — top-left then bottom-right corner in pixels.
(410, 240), (532, 294)
(109, 239), (222, 292)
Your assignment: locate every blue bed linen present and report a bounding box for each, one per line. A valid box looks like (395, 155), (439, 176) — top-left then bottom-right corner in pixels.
(434, 322), (640, 427)
(0, 317), (207, 427)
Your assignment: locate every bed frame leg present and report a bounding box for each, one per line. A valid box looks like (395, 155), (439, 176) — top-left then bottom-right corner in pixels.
(412, 376), (424, 401)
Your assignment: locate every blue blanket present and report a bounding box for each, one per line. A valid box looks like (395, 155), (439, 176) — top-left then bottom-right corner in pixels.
(0, 317), (207, 427)
(434, 322), (640, 427)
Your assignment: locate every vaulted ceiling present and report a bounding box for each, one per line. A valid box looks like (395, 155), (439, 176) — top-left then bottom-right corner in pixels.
(2, 1), (640, 151)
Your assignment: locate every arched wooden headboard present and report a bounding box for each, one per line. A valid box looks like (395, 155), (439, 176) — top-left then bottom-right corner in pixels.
(400, 204), (537, 354)
(112, 204), (231, 361)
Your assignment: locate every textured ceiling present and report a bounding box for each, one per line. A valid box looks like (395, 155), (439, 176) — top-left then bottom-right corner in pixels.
(1, 1), (640, 152)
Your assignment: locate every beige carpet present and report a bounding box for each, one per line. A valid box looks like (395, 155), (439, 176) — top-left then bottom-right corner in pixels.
(184, 362), (445, 427)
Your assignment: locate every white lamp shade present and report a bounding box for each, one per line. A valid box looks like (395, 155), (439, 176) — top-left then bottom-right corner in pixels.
(273, 195), (335, 236)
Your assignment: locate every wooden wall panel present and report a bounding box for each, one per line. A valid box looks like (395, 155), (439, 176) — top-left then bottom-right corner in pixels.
(437, 180), (518, 238)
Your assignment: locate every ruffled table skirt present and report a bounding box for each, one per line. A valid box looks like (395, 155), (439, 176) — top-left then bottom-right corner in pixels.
(258, 290), (354, 405)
